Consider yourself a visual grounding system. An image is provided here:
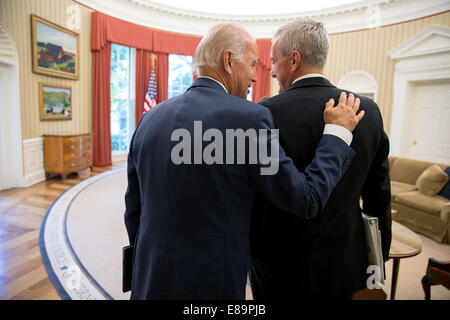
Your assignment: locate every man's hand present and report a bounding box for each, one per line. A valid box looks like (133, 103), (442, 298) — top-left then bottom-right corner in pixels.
(324, 92), (365, 132)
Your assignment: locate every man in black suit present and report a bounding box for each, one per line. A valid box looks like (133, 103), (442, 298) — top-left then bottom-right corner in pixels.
(124, 24), (365, 299)
(250, 19), (392, 299)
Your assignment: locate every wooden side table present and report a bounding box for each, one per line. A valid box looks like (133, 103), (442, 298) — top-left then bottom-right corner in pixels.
(43, 133), (93, 180)
(388, 221), (422, 299)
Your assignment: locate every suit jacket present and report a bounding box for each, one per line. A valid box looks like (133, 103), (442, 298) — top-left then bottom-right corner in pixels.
(124, 77), (355, 299)
(250, 77), (392, 299)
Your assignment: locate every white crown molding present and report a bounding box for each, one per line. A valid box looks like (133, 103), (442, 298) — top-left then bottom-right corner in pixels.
(75, 0), (450, 38)
(129, 0), (390, 21)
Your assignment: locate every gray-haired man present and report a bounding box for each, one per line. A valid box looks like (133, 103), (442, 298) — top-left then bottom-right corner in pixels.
(250, 18), (391, 300)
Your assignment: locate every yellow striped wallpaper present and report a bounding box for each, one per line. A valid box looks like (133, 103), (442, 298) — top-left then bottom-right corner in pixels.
(0, 0), (448, 140)
(0, 0), (92, 140)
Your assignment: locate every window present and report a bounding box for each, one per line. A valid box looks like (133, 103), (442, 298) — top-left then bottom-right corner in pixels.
(247, 86), (253, 101)
(110, 44), (136, 153)
(168, 54), (193, 98)
(168, 54), (252, 100)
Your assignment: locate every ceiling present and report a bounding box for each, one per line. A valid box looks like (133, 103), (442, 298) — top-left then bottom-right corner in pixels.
(147, 0), (363, 16)
(76, 0), (450, 37)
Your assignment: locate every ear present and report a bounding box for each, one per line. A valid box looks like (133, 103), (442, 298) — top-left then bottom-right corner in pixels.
(290, 50), (301, 72)
(222, 50), (233, 75)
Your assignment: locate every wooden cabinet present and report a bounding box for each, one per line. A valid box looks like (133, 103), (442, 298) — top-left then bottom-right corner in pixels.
(43, 134), (93, 180)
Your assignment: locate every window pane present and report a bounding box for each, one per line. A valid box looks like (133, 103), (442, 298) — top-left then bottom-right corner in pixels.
(111, 44), (135, 153)
(168, 54), (193, 99)
(111, 99), (130, 152)
(247, 86), (253, 101)
(111, 44), (130, 100)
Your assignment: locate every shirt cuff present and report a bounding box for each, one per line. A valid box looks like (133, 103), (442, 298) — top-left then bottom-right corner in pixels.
(323, 124), (353, 146)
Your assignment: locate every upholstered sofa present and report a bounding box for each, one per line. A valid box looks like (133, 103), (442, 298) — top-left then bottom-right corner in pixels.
(389, 157), (450, 244)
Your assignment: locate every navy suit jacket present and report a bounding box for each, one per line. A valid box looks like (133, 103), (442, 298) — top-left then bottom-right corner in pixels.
(250, 77), (392, 299)
(124, 77), (355, 299)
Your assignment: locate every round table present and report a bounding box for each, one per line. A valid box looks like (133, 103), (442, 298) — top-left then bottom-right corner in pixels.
(388, 220), (423, 299)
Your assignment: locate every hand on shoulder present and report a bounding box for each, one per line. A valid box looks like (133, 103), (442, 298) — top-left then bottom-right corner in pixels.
(323, 92), (365, 132)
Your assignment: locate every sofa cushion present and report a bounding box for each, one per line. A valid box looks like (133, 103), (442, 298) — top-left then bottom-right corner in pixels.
(388, 157), (397, 172)
(416, 165), (449, 196)
(438, 167), (450, 200)
(395, 191), (449, 217)
(391, 181), (416, 200)
(389, 158), (435, 185)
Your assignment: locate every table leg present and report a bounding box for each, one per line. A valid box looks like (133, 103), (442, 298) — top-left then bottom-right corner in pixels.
(391, 258), (400, 300)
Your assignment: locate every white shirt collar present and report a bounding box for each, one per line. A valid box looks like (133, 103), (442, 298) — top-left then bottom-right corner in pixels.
(292, 73), (325, 85)
(197, 76), (228, 93)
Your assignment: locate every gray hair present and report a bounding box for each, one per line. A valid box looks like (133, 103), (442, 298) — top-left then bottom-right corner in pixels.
(194, 24), (254, 73)
(273, 18), (329, 68)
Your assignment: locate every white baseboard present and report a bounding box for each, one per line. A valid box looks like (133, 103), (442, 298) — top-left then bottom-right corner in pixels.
(24, 170), (46, 187)
(22, 137), (45, 187)
(112, 153), (128, 165)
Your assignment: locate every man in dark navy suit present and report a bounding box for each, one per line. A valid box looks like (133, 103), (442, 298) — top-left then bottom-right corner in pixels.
(124, 24), (364, 300)
(250, 19), (392, 300)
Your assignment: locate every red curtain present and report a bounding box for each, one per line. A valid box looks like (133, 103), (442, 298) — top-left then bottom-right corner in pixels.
(135, 50), (169, 126)
(252, 39), (272, 103)
(92, 42), (112, 167)
(91, 12), (272, 166)
(91, 12), (154, 51)
(253, 64), (271, 103)
(91, 11), (200, 54)
(91, 12), (198, 167)
(153, 29), (201, 56)
(156, 52), (169, 104)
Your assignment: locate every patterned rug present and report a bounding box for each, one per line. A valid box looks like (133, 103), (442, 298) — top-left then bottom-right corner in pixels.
(39, 165), (450, 300)
(39, 166), (129, 300)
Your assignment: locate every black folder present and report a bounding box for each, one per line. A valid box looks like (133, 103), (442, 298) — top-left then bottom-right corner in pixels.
(122, 245), (134, 293)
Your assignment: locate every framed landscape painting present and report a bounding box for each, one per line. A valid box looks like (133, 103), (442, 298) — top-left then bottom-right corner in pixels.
(39, 83), (72, 121)
(31, 14), (79, 80)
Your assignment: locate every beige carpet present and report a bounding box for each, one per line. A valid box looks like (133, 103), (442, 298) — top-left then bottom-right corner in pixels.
(65, 167), (450, 300)
(65, 167), (130, 300)
(380, 233), (450, 300)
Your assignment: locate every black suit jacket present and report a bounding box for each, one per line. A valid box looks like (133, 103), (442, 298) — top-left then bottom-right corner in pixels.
(250, 77), (392, 299)
(124, 78), (355, 299)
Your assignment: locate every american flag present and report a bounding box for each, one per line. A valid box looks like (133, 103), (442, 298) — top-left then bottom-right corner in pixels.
(144, 66), (157, 112)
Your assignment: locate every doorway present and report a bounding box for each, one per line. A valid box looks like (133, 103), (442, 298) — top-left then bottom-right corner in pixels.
(389, 25), (450, 162)
(400, 79), (450, 164)
(0, 22), (23, 190)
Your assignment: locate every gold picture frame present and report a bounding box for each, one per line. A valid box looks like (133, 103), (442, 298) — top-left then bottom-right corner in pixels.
(39, 82), (72, 121)
(31, 14), (79, 80)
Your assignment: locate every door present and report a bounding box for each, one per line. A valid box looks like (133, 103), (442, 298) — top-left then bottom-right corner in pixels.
(0, 22), (23, 190)
(400, 79), (450, 164)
